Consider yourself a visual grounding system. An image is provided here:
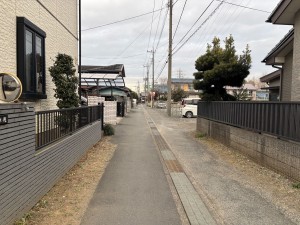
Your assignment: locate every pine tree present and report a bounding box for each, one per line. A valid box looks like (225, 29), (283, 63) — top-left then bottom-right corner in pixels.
(193, 35), (251, 101)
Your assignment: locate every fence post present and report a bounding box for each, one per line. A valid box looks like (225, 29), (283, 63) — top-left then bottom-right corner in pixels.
(101, 103), (104, 130)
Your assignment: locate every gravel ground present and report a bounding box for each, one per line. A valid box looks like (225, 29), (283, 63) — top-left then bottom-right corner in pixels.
(147, 108), (300, 225)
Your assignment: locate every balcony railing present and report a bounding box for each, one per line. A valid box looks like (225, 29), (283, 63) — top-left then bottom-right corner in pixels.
(197, 101), (300, 142)
(36, 104), (104, 150)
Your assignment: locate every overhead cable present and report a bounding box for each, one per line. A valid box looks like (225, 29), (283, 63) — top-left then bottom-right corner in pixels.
(173, 1), (225, 55)
(215, 0), (271, 13)
(82, 7), (165, 31)
(172, 0), (188, 41)
(172, 0), (215, 52)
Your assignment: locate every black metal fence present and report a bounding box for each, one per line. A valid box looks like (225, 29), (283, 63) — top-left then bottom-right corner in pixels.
(36, 104), (104, 150)
(198, 101), (300, 142)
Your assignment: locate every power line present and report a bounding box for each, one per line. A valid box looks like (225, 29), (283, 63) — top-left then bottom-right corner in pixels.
(215, 0), (271, 13)
(155, 6), (169, 52)
(153, 0), (166, 49)
(82, 7), (165, 31)
(172, 0), (215, 52)
(173, 1), (225, 55)
(146, 0), (156, 51)
(172, 0), (188, 41)
(82, 53), (145, 60)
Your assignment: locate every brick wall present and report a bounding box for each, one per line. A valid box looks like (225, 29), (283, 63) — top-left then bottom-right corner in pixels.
(0, 104), (102, 225)
(0, 0), (78, 111)
(197, 117), (300, 182)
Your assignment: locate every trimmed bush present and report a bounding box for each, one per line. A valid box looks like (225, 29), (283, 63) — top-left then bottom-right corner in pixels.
(103, 124), (115, 136)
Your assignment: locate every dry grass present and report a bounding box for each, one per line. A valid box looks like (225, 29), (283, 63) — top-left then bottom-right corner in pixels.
(15, 136), (116, 225)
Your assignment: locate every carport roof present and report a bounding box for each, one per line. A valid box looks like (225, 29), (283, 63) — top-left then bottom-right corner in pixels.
(81, 64), (125, 87)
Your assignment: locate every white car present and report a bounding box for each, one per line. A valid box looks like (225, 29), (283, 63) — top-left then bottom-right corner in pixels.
(181, 98), (200, 118)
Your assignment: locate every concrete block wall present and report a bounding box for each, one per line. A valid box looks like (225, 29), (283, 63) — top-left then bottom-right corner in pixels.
(0, 104), (102, 225)
(104, 101), (117, 125)
(197, 117), (300, 181)
(87, 96), (117, 124)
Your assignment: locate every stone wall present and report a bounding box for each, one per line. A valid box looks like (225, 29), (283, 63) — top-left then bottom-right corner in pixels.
(197, 117), (300, 181)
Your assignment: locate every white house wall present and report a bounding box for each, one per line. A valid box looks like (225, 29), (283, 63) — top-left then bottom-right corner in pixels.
(0, 0), (78, 111)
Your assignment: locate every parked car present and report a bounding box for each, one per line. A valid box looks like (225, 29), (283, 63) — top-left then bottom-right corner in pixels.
(157, 101), (167, 109)
(181, 98), (200, 118)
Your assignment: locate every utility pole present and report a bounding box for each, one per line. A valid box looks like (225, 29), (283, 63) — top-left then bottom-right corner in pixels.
(167, 0), (173, 116)
(148, 49), (155, 108)
(143, 64), (150, 96)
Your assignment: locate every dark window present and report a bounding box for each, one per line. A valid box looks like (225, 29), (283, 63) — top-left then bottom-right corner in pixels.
(17, 17), (47, 99)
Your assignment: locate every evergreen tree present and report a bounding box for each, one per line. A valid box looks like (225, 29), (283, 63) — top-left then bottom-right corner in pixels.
(193, 35), (251, 101)
(49, 53), (79, 108)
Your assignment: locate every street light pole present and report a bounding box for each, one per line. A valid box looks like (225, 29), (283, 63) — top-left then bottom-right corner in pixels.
(167, 0), (173, 116)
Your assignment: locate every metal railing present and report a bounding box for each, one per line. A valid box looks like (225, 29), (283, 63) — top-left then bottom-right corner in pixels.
(36, 104), (104, 150)
(197, 101), (300, 142)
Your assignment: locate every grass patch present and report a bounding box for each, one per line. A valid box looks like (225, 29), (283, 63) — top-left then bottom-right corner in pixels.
(195, 132), (207, 139)
(292, 183), (300, 189)
(14, 213), (32, 225)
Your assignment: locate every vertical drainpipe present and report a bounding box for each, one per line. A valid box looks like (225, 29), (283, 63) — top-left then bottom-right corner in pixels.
(78, 0), (82, 101)
(272, 65), (282, 101)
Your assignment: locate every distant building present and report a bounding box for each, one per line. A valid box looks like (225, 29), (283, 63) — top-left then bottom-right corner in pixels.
(260, 70), (281, 101)
(171, 78), (195, 92)
(226, 83), (269, 101)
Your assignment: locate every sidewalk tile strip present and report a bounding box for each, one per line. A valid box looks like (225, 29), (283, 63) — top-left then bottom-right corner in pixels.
(161, 150), (176, 160)
(170, 172), (217, 225)
(165, 160), (184, 173)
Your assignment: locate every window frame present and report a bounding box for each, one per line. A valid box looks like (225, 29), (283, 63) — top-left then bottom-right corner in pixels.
(17, 17), (47, 99)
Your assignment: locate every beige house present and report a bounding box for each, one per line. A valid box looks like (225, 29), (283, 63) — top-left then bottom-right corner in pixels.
(0, 0), (78, 110)
(262, 0), (300, 101)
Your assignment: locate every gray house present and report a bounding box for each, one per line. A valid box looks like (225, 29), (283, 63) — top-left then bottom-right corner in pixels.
(260, 70), (281, 101)
(262, 0), (300, 101)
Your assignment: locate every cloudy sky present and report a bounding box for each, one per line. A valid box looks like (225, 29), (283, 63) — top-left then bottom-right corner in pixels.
(81, 0), (292, 92)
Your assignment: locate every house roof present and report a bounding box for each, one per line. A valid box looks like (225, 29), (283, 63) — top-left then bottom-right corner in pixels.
(266, 0), (300, 25)
(262, 28), (294, 65)
(225, 83), (257, 91)
(81, 64), (125, 77)
(260, 70), (281, 82)
(171, 78), (194, 84)
(81, 64), (125, 87)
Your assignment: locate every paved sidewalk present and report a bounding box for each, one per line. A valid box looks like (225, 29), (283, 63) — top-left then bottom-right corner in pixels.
(80, 106), (182, 225)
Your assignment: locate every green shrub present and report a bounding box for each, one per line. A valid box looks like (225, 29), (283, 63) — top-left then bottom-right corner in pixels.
(195, 132), (207, 139)
(103, 124), (115, 136)
(292, 183), (300, 189)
